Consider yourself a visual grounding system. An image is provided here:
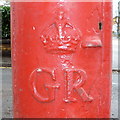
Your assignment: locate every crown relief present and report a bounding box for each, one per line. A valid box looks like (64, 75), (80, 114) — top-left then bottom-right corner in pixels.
(40, 7), (81, 54)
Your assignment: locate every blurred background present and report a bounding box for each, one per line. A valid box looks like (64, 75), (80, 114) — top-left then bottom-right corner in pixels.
(0, 0), (119, 118)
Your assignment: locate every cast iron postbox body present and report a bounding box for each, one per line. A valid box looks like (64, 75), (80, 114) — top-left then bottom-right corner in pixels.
(11, 1), (112, 118)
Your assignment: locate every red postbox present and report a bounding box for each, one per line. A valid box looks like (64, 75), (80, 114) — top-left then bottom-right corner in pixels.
(11, 0), (112, 118)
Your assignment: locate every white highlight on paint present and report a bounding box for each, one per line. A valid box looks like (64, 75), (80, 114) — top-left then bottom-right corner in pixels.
(37, 69), (42, 72)
(33, 26), (36, 30)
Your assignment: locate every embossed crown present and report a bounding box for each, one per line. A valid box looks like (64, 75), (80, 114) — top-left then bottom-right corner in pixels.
(40, 9), (81, 54)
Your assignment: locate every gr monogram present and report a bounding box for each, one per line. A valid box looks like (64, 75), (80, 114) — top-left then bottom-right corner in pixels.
(28, 3), (102, 103)
(29, 68), (93, 103)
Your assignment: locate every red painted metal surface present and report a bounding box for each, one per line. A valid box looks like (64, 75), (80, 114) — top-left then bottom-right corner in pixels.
(11, 1), (112, 118)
